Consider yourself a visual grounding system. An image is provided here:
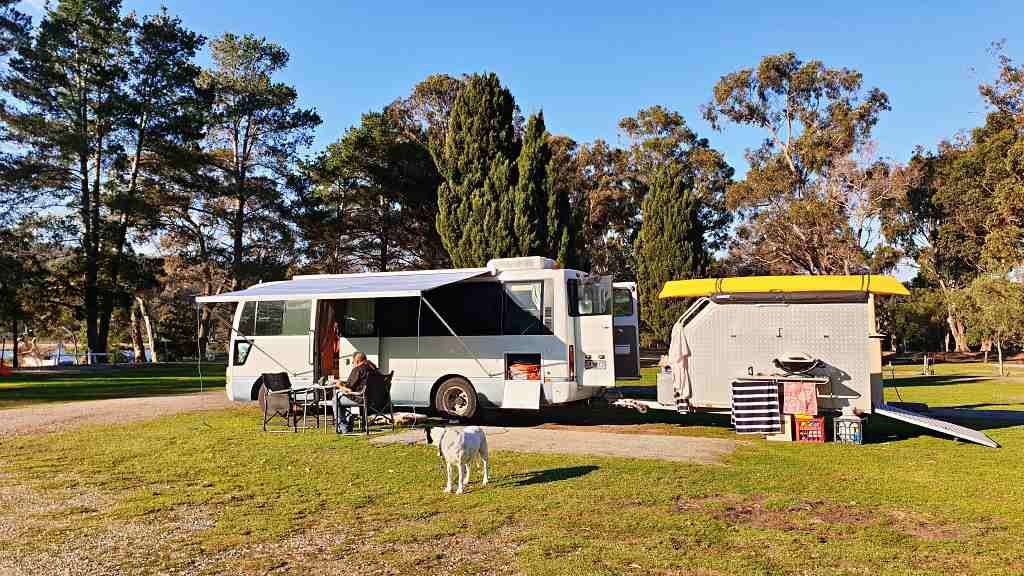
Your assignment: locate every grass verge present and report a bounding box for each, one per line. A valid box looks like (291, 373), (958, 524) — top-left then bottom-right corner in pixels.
(0, 363), (225, 409)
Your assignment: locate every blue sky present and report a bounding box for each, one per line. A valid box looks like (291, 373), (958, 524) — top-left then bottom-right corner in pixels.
(19, 0), (1024, 173)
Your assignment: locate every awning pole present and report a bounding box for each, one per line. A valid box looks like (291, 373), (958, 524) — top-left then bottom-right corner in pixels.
(419, 295), (492, 378)
(413, 297), (421, 419)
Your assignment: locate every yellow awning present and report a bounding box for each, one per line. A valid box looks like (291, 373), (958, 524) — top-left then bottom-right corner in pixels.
(658, 275), (910, 299)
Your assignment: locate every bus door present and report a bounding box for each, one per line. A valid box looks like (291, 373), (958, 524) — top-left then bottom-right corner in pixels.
(569, 275), (616, 388)
(612, 282), (641, 379)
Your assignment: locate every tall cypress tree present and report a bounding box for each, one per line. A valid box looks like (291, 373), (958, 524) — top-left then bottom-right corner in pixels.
(634, 166), (710, 344)
(435, 73), (519, 267)
(545, 136), (575, 267)
(514, 112), (551, 257)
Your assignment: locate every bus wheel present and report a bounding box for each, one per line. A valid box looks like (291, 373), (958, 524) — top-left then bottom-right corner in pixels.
(434, 377), (478, 420)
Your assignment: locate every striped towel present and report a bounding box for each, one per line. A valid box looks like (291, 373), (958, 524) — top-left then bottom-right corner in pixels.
(731, 380), (782, 434)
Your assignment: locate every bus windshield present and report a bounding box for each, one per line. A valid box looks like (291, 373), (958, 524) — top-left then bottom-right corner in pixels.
(568, 276), (612, 316)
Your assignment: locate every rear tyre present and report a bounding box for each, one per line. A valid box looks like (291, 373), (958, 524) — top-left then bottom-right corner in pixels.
(434, 377), (478, 420)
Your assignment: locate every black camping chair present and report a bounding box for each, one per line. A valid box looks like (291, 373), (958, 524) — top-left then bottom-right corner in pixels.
(357, 371), (395, 435)
(259, 372), (304, 432)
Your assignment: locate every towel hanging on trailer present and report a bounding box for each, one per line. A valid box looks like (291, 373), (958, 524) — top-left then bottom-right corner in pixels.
(731, 380), (783, 434)
(667, 320), (691, 412)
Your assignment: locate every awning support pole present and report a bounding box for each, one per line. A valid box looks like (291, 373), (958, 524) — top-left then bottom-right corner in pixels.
(419, 295), (493, 378)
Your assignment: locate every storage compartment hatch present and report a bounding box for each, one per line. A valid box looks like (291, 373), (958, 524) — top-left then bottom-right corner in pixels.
(874, 403), (999, 448)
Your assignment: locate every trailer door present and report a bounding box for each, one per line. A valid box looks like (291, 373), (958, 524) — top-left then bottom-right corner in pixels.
(569, 276), (616, 388)
(612, 282), (641, 380)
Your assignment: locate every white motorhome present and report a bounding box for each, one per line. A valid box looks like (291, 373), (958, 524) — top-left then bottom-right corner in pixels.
(196, 257), (641, 419)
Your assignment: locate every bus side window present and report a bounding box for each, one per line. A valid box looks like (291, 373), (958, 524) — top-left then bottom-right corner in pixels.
(503, 281), (551, 335)
(233, 340), (252, 365)
(238, 301), (256, 335)
(613, 288), (633, 317)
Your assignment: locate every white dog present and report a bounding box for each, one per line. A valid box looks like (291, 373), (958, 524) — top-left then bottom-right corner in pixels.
(425, 426), (489, 494)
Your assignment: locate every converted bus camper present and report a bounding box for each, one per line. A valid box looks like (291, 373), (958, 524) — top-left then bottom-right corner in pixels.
(196, 257), (641, 419)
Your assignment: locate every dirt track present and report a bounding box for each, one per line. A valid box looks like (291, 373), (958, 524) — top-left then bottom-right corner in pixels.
(373, 426), (737, 464)
(0, 392), (233, 438)
(0, 393), (737, 464)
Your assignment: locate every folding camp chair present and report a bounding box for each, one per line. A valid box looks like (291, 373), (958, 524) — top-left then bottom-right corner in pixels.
(357, 371), (395, 435)
(258, 372), (313, 432)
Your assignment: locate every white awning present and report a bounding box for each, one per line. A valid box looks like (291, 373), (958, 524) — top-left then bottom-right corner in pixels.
(195, 268), (489, 303)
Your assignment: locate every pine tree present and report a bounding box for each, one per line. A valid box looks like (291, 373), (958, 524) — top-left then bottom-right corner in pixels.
(514, 112), (551, 257)
(435, 73), (519, 267)
(634, 166), (710, 344)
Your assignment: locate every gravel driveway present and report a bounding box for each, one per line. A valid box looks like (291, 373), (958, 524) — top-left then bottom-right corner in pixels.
(373, 426), (737, 464)
(0, 392), (233, 438)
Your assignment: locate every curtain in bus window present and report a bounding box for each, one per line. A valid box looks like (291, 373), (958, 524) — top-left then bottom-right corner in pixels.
(503, 282), (550, 335)
(316, 301), (339, 378)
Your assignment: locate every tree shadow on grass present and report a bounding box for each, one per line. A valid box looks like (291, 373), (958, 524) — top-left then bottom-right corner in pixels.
(495, 465), (599, 487)
(885, 376), (990, 388)
(478, 394), (734, 431)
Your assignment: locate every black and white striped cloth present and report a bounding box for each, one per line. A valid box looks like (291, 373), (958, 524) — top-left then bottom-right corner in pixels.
(731, 380), (782, 434)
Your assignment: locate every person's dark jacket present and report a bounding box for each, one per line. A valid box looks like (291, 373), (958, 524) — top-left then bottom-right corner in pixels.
(346, 361), (378, 394)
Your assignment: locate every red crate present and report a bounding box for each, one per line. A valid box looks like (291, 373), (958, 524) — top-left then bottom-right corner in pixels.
(795, 415), (825, 443)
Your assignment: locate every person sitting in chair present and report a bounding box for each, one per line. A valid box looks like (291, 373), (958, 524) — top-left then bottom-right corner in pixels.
(334, 351), (378, 433)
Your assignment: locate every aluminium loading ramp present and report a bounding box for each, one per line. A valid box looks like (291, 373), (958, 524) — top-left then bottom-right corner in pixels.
(874, 403), (1000, 448)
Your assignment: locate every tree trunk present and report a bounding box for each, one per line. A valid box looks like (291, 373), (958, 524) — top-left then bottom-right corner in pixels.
(198, 304), (211, 360)
(98, 122), (147, 359)
(137, 296), (158, 363)
(129, 302), (145, 363)
(947, 314), (969, 352)
(80, 151), (102, 359)
(11, 317), (18, 370)
(232, 196), (245, 289)
(997, 341), (1004, 377)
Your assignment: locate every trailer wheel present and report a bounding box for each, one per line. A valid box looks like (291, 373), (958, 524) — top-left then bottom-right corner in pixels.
(434, 377), (478, 420)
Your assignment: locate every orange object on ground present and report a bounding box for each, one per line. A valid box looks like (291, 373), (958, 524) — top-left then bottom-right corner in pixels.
(0, 365), (12, 376)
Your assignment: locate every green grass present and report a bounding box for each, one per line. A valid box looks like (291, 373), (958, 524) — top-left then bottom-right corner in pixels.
(884, 361), (1024, 411)
(0, 363), (224, 409)
(614, 365), (659, 387)
(1, 363), (1024, 574)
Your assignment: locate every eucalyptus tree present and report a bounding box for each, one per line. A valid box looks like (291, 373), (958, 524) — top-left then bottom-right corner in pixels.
(703, 52), (899, 275)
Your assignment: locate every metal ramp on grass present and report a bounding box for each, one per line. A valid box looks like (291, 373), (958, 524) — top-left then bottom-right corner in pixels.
(874, 403), (1000, 448)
